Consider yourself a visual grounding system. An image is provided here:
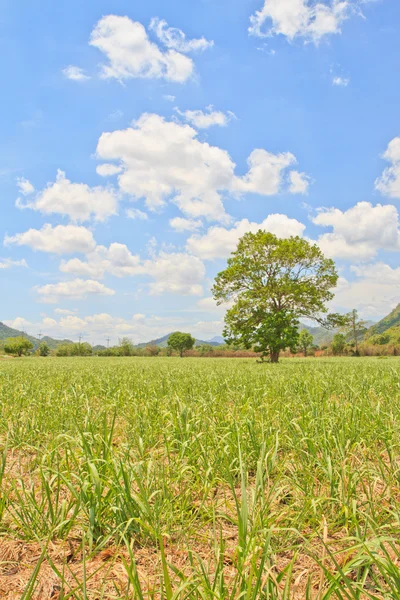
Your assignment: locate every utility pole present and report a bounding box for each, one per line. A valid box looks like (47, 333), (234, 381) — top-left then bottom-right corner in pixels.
(106, 336), (111, 348)
(78, 333), (82, 356)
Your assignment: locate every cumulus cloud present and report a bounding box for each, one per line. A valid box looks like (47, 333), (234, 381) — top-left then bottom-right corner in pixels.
(5, 224), (96, 255)
(96, 113), (310, 222)
(54, 308), (77, 315)
(96, 163), (123, 176)
(375, 137), (400, 198)
(333, 263), (400, 318)
(15, 170), (118, 222)
(313, 202), (400, 260)
(0, 258), (27, 270)
(126, 208), (149, 220)
(249, 0), (359, 44)
(62, 66), (91, 81)
(169, 217), (202, 232)
(60, 243), (143, 279)
(35, 279), (115, 303)
(16, 177), (34, 196)
(175, 106), (234, 129)
(187, 213), (306, 260)
(144, 251), (205, 296)
(89, 15), (194, 83)
(149, 17), (214, 53)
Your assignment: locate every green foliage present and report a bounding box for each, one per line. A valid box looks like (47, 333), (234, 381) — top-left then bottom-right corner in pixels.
(298, 329), (314, 356)
(118, 337), (135, 356)
(340, 309), (368, 355)
(331, 333), (347, 356)
(167, 331), (195, 357)
(4, 336), (34, 357)
(368, 303), (400, 336)
(38, 342), (50, 357)
(213, 231), (338, 362)
(197, 344), (214, 356)
(55, 342), (92, 357)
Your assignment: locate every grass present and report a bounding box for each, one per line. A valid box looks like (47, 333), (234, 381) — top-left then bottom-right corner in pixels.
(0, 356), (400, 598)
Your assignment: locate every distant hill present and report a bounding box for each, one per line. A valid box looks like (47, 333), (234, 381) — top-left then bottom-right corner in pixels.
(299, 323), (336, 346)
(0, 322), (72, 350)
(366, 304), (400, 337)
(137, 332), (223, 349)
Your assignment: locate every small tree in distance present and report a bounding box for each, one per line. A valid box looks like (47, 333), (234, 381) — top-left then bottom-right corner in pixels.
(213, 232), (340, 363)
(331, 333), (346, 356)
(167, 332), (195, 357)
(39, 342), (50, 357)
(4, 337), (34, 357)
(298, 329), (314, 357)
(341, 309), (368, 356)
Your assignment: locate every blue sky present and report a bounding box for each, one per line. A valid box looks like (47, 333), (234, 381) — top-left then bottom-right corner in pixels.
(2, 0), (400, 344)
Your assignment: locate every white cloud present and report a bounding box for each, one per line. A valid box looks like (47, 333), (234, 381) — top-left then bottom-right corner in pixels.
(5, 224), (96, 255)
(375, 137), (400, 198)
(288, 170), (311, 194)
(60, 243), (143, 279)
(249, 0), (358, 44)
(16, 177), (34, 196)
(233, 150), (309, 196)
(332, 75), (350, 86)
(35, 279), (115, 303)
(62, 66), (91, 81)
(54, 308), (77, 315)
(176, 106), (234, 129)
(169, 217), (202, 232)
(333, 262), (400, 318)
(4, 317), (32, 330)
(144, 251), (205, 296)
(0, 258), (27, 270)
(16, 170), (118, 222)
(187, 213), (306, 260)
(313, 202), (400, 260)
(126, 208), (149, 220)
(163, 95), (176, 102)
(96, 113), (309, 222)
(149, 17), (214, 53)
(89, 15), (194, 83)
(96, 164), (123, 176)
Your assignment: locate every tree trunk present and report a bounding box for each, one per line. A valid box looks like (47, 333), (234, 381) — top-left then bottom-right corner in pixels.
(270, 350), (279, 363)
(180, 349), (183, 358)
(304, 347), (307, 357)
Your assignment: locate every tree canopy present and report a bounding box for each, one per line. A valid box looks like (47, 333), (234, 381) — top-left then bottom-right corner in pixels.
(4, 337), (34, 357)
(213, 232), (339, 362)
(298, 329), (314, 357)
(167, 332), (195, 357)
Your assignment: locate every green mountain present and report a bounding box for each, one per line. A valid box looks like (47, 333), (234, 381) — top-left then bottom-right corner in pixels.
(299, 323), (336, 346)
(367, 304), (400, 337)
(0, 322), (72, 350)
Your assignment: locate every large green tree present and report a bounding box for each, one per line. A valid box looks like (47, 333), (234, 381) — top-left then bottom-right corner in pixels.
(212, 232), (339, 363)
(167, 332), (195, 357)
(4, 336), (34, 357)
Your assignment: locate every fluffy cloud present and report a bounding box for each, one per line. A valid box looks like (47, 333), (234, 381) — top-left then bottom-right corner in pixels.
(333, 263), (400, 318)
(16, 177), (35, 196)
(288, 170), (311, 194)
(249, 0), (358, 43)
(313, 202), (400, 260)
(187, 214), (306, 259)
(0, 258), (27, 270)
(375, 137), (400, 198)
(16, 170), (118, 222)
(35, 279), (115, 303)
(332, 75), (350, 87)
(144, 251), (205, 296)
(169, 217), (202, 232)
(60, 243), (142, 279)
(149, 18), (214, 53)
(62, 66), (90, 81)
(54, 308), (77, 315)
(176, 106), (234, 129)
(5, 224), (96, 255)
(96, 113), (310, 222)
(126, 208), (149, 220)
(96, 164), (123, 176)
(89, 15), (194, 83)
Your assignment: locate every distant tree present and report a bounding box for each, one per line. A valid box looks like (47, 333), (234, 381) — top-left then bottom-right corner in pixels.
(341, 309), (368, 356)
(370, 333), (391, 346)
(56, 342), (92, 356)
(145, 345), (160, 356)
(213, 232), (339, 363)
(4, 337), (34, 357)
(298, 329), (314, 357)
(56, 344), (71, 357)
(167, 332), (195, 357)
(197, 344), (214, 356)
(39, 342), (50, 357)
(331, 333), (346, 356)
(118, 337), (135, 356)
